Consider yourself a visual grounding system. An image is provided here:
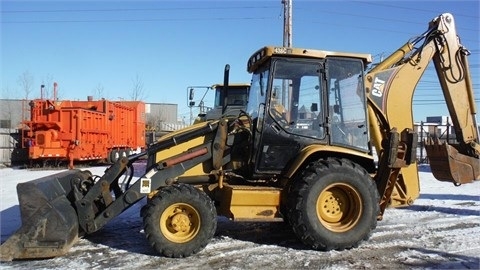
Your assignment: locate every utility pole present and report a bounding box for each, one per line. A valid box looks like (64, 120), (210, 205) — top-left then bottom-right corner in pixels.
(282, 0), (292, 109)
(282, 0), (292, 47)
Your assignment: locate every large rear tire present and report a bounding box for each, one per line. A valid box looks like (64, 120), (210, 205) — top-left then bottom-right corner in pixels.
(287, 158), (379, 251)
(141, 184), (217, 258)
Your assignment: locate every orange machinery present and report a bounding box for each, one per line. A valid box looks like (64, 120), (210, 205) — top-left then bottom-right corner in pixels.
(21, 90), (145, 168)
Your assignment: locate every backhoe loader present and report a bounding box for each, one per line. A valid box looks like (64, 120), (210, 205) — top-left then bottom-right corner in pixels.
(1, 13), (478, 260)
(191, 82), (250, 123)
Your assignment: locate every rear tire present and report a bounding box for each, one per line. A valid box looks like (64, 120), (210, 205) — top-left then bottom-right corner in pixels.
(287, 158), (379, 251)
(118, 149), (127, 160)
(109, 149), (119, 163)
(141, 184), (217, 258)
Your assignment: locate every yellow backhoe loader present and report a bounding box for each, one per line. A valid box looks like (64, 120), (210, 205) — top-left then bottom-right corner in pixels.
(1, 13), (478, 260)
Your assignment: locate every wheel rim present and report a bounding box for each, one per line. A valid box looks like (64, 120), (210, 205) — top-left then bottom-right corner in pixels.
(316, 183), (362, 232)
(160, 203), (201, 243)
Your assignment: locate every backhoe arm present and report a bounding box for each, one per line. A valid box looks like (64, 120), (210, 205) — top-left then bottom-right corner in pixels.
(365, 13), (479, 214)
(431, 15), (478, 148)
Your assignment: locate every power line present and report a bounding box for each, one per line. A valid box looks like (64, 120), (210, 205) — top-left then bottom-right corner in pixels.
(1, 5), (278, 13)
(355, 1), (479, 19)
(1, 4), (280, 24)
(296, 18), (478, 44)
(2, 17), (276, 24)
(295, 8), (478, 32)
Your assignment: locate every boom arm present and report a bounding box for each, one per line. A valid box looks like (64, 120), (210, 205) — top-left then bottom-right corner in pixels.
(431, 18), (478, 148)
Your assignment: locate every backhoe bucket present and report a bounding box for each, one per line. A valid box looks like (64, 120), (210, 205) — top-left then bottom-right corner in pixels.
(425, 142), (480, 184)
(0, 170), (91, 261)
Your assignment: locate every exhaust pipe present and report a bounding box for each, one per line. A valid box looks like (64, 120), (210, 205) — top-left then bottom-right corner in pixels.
(0, 170), (92, 261)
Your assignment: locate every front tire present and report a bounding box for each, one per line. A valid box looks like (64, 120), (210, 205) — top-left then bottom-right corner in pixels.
(287, 158), (379, 251)
(141, 184), (217, 258)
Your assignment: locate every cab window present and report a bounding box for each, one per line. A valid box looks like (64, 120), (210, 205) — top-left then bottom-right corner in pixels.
(270, 59), (325, 138)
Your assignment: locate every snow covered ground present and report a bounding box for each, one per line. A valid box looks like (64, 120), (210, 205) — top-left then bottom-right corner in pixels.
(1, 165), (479, 269)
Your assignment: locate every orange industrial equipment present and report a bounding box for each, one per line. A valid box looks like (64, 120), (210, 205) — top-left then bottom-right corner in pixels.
(21, 91), (145, 168)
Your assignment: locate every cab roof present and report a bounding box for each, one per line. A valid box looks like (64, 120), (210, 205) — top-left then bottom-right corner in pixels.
(211, 83), (250, 89)
(247, 46), (373, 73)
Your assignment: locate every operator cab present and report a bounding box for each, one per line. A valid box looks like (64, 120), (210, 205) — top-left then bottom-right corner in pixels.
(189, 83), (250, 123)
(246, 46), (373, 174)
(208, 83), (250, 120)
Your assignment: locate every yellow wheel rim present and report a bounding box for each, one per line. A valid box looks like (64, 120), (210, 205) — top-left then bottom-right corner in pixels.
(160, 203), (201, 243)
(316, 183), (362, 232)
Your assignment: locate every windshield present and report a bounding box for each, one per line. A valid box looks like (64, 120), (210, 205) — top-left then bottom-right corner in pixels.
(246, 68), (269, 119)
(270, 59), (325, 138)
(213, 87), (249, 107)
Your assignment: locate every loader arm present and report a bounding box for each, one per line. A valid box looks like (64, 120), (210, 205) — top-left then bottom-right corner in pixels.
(366, 13), (479, 214)
(0, 120), (226, 261)
(81, 119), (232, 233)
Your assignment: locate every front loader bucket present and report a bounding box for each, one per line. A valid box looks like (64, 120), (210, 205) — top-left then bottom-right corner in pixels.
(425, 142), (480, 184)
(0, 170), (91, 261)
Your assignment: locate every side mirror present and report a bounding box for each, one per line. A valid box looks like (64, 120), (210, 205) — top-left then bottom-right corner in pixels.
(310, 103), (318, 112)
(189, 88), (194, 100)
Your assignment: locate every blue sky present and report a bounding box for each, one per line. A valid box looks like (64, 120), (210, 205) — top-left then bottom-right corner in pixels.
(1, 0), (479, 123)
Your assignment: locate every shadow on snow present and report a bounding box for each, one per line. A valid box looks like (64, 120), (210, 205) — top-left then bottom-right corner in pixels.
(401, 247), (479, 269)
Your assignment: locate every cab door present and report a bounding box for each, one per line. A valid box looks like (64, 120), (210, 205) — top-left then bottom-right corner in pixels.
(252, 58), (327, 174)
(325, 58), (369, 152)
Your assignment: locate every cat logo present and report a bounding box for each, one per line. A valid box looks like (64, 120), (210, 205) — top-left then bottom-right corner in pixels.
(371, 77), (386, 98)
